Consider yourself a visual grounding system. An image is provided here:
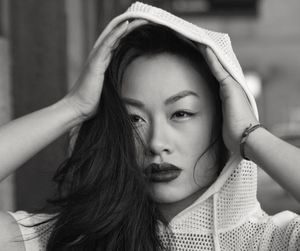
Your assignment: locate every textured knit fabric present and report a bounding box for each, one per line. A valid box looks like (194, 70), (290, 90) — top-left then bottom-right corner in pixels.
(8, 2), (300, 250)
(7, 211), (53, 251)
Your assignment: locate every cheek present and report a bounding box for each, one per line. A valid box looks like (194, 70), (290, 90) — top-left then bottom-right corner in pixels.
(188, 117), (218, 185)
(193, 149), (217, 186)
(133, 131), (145, 161)
(178, 115), (213, 157)
(133, 127), (153, 166)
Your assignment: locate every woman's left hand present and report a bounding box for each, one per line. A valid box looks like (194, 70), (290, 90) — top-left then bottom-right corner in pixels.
(200, 46), (300, 204)
(199, 45), (258, 154)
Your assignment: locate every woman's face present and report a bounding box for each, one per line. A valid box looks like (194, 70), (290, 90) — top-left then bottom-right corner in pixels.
(121, 53), (219, 204)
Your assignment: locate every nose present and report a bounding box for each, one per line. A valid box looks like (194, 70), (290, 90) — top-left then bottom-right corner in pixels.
(146, 118), (172, 157)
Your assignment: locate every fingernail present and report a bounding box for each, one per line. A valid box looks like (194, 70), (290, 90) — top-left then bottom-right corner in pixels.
(124, 20), (129, 26)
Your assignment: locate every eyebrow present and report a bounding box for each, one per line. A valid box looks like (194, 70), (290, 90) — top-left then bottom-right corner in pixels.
(123, 98), (145, 108)
(164, 90), (199, 105)
(122, 90), (199, 108)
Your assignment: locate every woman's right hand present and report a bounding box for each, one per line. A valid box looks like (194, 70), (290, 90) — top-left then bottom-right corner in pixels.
(63, 19), (148, 122)
(0, 19), (148, 181)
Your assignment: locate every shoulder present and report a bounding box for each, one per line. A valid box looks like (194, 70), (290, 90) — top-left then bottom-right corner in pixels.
(0, 211), (25, 250)
(1, 211), (55, 251)
(264, 210), (300, 250)
(269, 210), (299, 227)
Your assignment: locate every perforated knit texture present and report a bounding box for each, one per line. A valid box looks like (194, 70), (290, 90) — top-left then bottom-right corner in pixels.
(156, 160), (300, 250)
(9, 161), (300, 250)
(8, 2), (300, 250)
(8, 211), (53, 251)
(126, 2), (244, 87)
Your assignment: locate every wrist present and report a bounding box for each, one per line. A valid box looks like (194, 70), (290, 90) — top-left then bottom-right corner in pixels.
(243, 126), (267, 161)
(51, 98), (86, 130)
(240, 123), (264, 160)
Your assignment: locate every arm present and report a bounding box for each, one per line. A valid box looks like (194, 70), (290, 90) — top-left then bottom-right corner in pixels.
(0, 99), (81, 181)
(0, 19), (148, 182)
(201, 45), (300, 203)
(245, 127), (300, 202)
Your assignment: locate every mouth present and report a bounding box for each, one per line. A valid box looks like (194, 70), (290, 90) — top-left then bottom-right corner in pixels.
(143, 163), (182, 183)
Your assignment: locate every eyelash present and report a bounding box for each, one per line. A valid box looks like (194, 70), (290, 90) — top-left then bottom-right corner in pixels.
(171, 110), (195, 119)
(130, 115), (144, 124)
(129, 110), (195, 125)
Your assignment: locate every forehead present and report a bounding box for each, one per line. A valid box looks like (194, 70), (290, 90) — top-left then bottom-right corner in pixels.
(121, 53), (212, 104)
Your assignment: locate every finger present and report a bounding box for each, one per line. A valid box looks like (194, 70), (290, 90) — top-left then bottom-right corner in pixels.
(102, 21), (131, 49)
(87, 19), (149, 75)
(199, 44), (230, 81)
(89, 21), (130, 60)
(112, 19), (149, 50)
(202, 46), (244, 91)
(199, 45), (246, 97)
(92, 20), (129, 50)
(93, 19), (149, 62)
(103, 19), (148, 50)
(85, 21), (131, 74)
(204, 47), (229, 82)
(126, 19), (149, 33)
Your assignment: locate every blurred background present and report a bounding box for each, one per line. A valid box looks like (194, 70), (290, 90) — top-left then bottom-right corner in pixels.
(1, 0), (300, 215)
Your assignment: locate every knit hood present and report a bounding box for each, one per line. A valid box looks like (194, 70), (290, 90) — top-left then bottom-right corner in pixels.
(98, 2), (262, 250)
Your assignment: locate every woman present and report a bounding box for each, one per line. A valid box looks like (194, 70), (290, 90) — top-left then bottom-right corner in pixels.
(1, 2), (300, 250)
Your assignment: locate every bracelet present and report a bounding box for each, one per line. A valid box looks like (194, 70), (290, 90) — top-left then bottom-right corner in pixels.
(240, 123), (263, 160)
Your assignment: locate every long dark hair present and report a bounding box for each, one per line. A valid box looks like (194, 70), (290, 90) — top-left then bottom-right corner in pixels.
(39, 23), (228, 250)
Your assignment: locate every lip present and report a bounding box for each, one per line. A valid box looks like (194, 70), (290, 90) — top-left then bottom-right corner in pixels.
(143, 163), (182, 183)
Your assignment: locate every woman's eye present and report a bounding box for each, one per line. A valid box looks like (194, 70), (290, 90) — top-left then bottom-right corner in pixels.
(129, 114), (145, 126)
(171, 111), (194, 120)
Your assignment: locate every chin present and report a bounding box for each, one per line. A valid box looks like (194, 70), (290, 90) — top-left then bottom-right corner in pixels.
(149, 181), (209, 206)
(152, 195), (179, 204)
(150, 184), (194, 204)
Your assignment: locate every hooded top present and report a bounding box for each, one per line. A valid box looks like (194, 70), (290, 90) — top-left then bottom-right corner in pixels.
(9, 2), (300, 250)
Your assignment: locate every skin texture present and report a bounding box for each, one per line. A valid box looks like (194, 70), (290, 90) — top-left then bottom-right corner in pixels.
(121, 53), (219, 220)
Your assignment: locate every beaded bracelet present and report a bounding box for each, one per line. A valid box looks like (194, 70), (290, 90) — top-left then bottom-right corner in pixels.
(240, 123), (263, 160)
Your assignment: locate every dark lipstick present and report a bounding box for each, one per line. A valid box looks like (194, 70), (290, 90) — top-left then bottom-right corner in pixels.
(143, 163), (182, 182)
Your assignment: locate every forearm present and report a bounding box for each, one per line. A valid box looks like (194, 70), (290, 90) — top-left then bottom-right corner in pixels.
(0, 99), (83, 181)
(245, 127), (300, 202)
